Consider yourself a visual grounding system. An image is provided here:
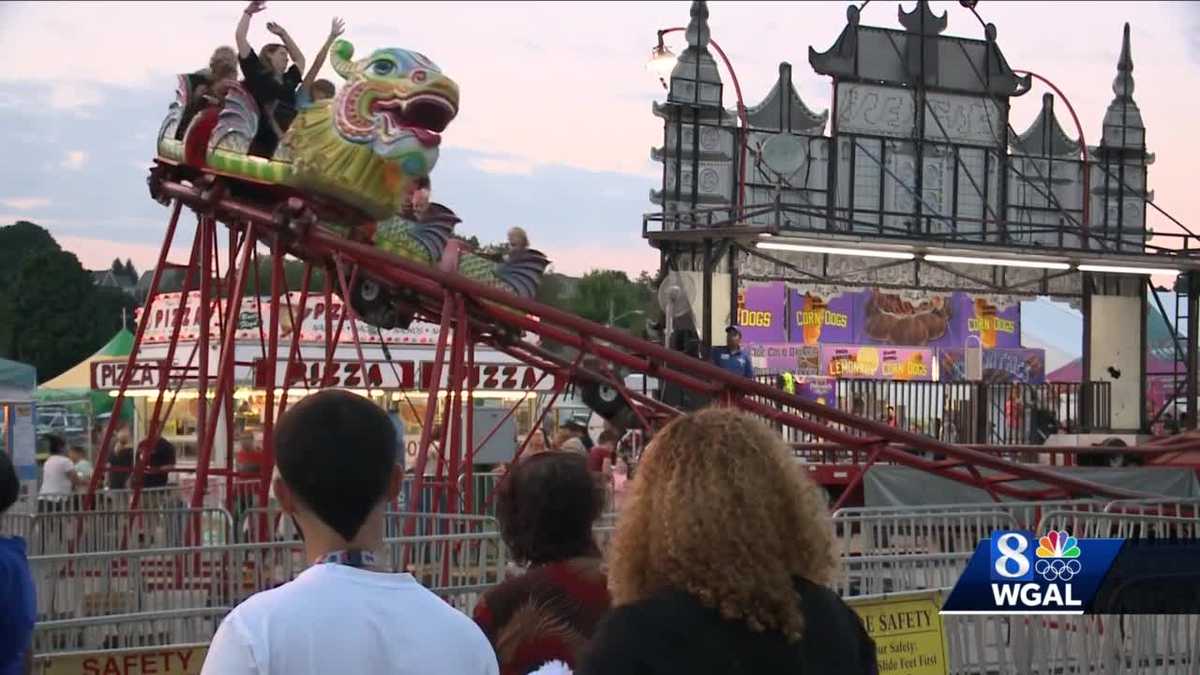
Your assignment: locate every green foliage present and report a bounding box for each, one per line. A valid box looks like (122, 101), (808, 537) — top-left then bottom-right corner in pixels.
(242, 257), (331, 296)
(0, 221), (59, 288)
(566, 269), (656, 332)
(0, 222), (137, 381)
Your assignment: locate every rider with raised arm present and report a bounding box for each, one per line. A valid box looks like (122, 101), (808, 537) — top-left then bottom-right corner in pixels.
(298, 17), (346, 107)
(235, 0), (304, 156)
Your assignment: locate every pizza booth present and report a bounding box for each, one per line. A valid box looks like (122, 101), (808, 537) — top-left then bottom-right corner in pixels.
(92, 292), (557, 478)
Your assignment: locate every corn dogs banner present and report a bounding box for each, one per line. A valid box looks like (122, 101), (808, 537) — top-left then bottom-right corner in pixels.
(737, 282), (1021, 350)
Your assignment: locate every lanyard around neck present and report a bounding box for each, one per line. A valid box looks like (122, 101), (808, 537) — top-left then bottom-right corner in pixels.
(314, 550), (379, 569)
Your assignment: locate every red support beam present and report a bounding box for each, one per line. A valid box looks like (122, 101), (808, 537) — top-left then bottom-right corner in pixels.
(153, 179), (1157, 504)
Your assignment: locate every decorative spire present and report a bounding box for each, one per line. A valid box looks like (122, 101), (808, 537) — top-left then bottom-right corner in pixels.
(668, 0), (723, 107)
(1100, 22), (1144, 149)
(684, 0), (711, 53)
(1112, 22), (1134, 101)
(1010, 93), (1081, 157)
(898, 0), (947, 36)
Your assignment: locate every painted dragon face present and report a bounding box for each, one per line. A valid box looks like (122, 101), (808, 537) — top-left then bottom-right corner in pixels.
(330, 39), (459, 178)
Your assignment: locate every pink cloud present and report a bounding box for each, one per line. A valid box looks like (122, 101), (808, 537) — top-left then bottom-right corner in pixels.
(55, 234), (188, 273)
(544, 242), (658, 278)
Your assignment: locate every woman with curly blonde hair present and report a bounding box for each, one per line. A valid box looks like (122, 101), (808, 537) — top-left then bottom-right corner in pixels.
(579, 408), (876, 674)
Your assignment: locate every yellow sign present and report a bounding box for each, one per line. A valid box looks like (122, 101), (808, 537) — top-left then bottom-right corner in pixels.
(37, 646), (207, 675)
(848, 591), (948, 675)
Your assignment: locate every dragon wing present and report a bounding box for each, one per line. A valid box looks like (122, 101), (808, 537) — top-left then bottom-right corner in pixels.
(208, 82), (260, 155)
(156, 74), (191, 147)
(373, 202), (460, 263)
(491, 248), (551, 298)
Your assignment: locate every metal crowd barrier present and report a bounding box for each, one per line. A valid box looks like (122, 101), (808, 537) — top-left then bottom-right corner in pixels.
(236, 507), (500, 543)
(943, 611), (1200, 674)
(32, 610), (222, 658)
(27, 496), (1200, 664)
(28, 508), (233, 556)
(831, 509), (1020, 558)
(29, 527), (510, 653)
(836, 552), (971, 598)
(0, 512), (34, 541)
(833, 499), (1111, 525)
(1037, 510), (1200, 540)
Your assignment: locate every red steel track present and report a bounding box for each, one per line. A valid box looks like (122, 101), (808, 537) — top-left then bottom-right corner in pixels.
(82, 169), (1160, 532)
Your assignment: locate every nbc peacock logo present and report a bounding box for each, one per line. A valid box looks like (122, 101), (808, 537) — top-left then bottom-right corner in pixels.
(1034, 531), (1082, 582)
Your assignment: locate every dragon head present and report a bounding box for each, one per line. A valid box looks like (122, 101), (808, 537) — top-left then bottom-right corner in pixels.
(329, 39), (459, 178)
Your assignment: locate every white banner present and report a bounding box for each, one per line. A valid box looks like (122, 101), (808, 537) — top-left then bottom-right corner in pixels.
(134, 292), (442, 346)
(256, 359), (556, 392)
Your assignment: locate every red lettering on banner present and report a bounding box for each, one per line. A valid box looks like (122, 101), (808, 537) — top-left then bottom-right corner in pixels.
(521, 367), (538, 389)
(67, 649), (200, 674)
(501, 366), (517, 389)
(482, 365), (499, 389)
(344, 363), (362, 386)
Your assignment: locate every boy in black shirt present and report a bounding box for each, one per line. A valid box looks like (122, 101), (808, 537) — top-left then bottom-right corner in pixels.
(234, 1), (304, 157)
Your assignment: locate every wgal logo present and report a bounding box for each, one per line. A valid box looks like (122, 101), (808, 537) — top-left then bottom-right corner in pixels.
(988, 530), (1083, 609)
(1034, 531), (1082, 582)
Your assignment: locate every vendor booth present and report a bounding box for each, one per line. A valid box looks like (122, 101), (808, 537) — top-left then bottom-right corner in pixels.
(38, 329), (136, 454)
(0, 357), (38, 501)
(90, 292), (557, 477)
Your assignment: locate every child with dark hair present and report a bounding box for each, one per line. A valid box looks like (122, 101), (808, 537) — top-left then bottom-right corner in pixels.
(473, 452), (610, 675)
(202, 390), (498, 675)
(0, 450), (36, 675)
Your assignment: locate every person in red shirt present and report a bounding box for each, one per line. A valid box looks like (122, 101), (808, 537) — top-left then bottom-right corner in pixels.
(587, 430), (618, 480)
(474, 452), (609, 675)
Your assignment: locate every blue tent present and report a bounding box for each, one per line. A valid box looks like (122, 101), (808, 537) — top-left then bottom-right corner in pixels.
(0, 357), (36, 401)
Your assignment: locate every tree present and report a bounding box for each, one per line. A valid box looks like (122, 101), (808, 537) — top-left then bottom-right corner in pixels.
(0, 222), (139, 380)
(110, 258), (125, 277)
(0, 221), (59, 288)
(124, 258), (138, 283)
(6, 249), (107, 379)
(568, 269), (654, 332)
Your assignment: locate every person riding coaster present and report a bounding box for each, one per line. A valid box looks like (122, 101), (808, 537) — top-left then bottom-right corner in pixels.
(153, 31), (550, 330)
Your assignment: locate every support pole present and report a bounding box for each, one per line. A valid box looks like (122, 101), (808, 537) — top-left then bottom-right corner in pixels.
(195, 215), (213, 501)
(1188, 271), (1200, 430)
(87, 200), (184, 508)
(258, 240), (286, 505)
(193, 223), (257, 509)
(127, 221), (203, 513)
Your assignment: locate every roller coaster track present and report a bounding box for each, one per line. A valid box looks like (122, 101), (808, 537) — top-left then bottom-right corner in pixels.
(74, 165), (1173, 558)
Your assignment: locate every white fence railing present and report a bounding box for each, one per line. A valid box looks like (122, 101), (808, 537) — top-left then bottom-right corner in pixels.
(22, 496), (1200, 668)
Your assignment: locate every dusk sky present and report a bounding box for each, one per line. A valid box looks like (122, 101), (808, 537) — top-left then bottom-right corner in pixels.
(1, 1), (1198, 280)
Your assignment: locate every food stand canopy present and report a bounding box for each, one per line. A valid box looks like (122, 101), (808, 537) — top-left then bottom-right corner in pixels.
(38, 329), (134, 420)
(0, 357), (36, 402)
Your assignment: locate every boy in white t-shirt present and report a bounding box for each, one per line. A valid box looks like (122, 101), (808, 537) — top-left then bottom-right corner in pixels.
(201, 390), (499, 675)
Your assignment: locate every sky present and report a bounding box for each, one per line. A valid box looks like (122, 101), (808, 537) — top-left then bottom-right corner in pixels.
(1, 0), (1198, 284)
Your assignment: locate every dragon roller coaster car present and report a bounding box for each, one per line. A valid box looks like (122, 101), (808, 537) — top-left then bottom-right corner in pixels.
(153, 37), (549, 329)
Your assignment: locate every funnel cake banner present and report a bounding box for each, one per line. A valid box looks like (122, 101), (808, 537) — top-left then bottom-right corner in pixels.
(737, 284), (1022, 349)
(939, 348), (1047, 384)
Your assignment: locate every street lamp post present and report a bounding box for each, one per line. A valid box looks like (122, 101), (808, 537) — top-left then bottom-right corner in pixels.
(648, 27), (749, 218)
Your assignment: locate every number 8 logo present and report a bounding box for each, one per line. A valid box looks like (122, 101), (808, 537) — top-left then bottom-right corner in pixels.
(993, 532), (1031, 578)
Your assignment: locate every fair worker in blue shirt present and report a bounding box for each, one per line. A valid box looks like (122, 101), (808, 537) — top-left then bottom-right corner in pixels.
(711, 326), (754, 378)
